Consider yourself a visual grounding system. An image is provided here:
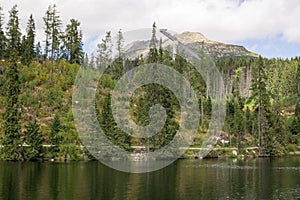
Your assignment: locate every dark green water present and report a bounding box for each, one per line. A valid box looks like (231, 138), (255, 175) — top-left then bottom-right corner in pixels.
(0, 157), (300, 200)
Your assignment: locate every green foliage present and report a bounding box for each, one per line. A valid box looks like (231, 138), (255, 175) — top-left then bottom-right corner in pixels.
(65, 19), (84, 64)
(0, 8), (300, 160)
(97, 94), (131, 151)
(56, 125), (82, 161)
(97, 31), (112, 70)
(0, 6), (6, 60)
(6, 5), (21, 55)
(1, 51), (23, 160)
(49, 113), (61, 146)
(286, 143), (297, 153)
(24, 120), (44, 160)
(147, 22), (158, 63)
(43, 4), (61, 60)
(21, 14), (36, 66)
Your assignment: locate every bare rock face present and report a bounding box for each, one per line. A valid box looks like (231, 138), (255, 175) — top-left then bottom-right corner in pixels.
(125, 31), (258, 60)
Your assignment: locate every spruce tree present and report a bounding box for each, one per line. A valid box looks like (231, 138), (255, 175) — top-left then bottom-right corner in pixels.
(0, 6), (6, 60)
(43, 6), (52, 59)
(22, 14), (36, 66)
(50, 113), (61, 145)
(25, 120), (44, 160)
(6, 5), (21, 55)
(251, 56), (270, 156)
(147, 22), (158, 63)
(65, 19), (84, 64)
(116, 29), (124, 60)
(49, 113), (61, 157)
(233, 97), (245, 150)
(97, 31), (112, 71)
(35, 42), (42, 59)
(297, 61), (300, 96)
(1, 50), (23, 160)
(113, 29), (125, 79)
(43, 5), (62, 81)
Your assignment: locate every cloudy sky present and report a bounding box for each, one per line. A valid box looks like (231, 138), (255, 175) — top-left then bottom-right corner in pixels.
(1, 0), (300, 58)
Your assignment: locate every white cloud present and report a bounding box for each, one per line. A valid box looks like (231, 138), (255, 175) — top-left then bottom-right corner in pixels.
(1, 0), (300, 52)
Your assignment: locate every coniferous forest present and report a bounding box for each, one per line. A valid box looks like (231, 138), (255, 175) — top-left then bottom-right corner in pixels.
(0, 4), (300, 161)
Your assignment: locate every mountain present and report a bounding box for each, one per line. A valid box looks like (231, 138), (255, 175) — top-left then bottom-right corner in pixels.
(125, 31), (258, 60)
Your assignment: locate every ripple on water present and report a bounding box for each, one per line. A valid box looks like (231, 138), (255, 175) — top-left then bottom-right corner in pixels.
(185, 163), (258, 170)
(273, 187), (300, 200)
(186, 162), (300, 171)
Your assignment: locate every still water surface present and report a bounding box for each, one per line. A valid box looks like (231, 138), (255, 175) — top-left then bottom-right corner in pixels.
(0, 157), (300, 200)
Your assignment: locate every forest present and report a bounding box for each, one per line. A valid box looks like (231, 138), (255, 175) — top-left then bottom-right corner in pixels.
(0, 4), (300, 161)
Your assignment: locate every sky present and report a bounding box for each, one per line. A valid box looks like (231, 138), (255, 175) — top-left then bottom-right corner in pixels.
(1, 0), (300, 58)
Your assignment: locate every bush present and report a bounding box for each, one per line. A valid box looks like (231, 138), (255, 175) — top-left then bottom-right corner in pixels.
(286, 144), (297, 153)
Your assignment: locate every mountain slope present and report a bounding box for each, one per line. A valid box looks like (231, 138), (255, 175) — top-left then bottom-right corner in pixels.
(125, 31), (258, 60)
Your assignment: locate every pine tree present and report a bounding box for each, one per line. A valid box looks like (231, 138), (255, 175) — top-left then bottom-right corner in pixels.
(158, 38), (163, 63)
(43, 5), (62, 81)
(43, 6), (52, 59)
(251, 56), (270, 156)
(50, 113), (61, 145)
(112, 29), (125, 78)
(297, 61), (300, 96)
(6, 5), (21, 55)
(1, 50), (23, 160)
(35, 42), (42, 59)
(116, 29), (124, 60)
(233, 96), (245, 150)
(98, 94), (131, 152)
(49, 5), (62, 61)
(22, 14), (36, 66)
(49, 113), (61, 157)
(0, 6), (6, 60)
(97, 31), (112, 70)
(245, 106), (252, 135)
(25, 120), (44, 160)
(65, 19), (84, 64)
(147, 22), (158, 63)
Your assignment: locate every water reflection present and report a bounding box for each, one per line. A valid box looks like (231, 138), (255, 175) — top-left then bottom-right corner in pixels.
(0, 157), (299, 199)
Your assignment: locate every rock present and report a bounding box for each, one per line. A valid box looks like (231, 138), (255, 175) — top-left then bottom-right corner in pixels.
(232, 150), (238, 156)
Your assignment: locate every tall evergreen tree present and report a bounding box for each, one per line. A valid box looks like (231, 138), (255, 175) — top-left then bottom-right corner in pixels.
(112, 29), (125, 78)
(297, 61), (300, 96)
(21, 14), (36, 66)
(1, 50), (23, 160)
(251, 56), (270, 156)
(49, 113), (61, 157)
(97, 31), (112, 70)
(35, 42), (42, 59)
(0, 6), (6, 60)
(116, 29), (124, 60)
(158, 37), (163, 63)
(50, 113), (61, 145)
(233, 97), (245, 150)
(147, 22), (158, 63)
(49, 5), (62, 61)
(65, 19), (84, 64)
(24, 120), (44, 160)
(6, 5), (21, 55)
(43, 6), (52, 59)
(43, 5), (62, 81)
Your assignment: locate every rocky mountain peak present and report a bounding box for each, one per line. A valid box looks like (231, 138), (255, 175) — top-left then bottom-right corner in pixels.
(124, 31), (258, 60)
(174, 32), (208, 44)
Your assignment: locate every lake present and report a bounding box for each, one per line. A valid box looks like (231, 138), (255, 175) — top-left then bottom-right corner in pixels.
(0, 157), (300, 200)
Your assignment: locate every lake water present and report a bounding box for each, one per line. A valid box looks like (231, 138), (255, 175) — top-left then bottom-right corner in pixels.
(0, 157), (300, 200)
